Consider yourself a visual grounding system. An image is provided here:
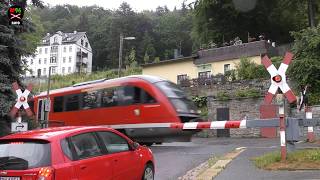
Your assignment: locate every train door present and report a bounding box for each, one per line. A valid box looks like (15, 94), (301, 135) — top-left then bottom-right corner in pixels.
(119, 86), (140, 123)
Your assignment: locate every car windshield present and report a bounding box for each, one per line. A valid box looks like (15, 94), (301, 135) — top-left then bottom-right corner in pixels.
(0, 140), (51, 170)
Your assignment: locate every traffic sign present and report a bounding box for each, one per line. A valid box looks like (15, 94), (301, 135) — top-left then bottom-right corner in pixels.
(10, 82), (33, 118)
(262, 52), (297, 104)
(11, 122), (28, 132)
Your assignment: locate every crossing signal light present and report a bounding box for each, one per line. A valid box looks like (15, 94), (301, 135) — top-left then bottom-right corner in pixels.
(272, 75), (282, 83)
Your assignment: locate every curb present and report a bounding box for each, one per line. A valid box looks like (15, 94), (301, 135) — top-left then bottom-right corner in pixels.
(197, 147), (246, 180)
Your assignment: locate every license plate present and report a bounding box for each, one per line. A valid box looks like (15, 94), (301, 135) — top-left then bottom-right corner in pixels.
(0, 177), (20, 180)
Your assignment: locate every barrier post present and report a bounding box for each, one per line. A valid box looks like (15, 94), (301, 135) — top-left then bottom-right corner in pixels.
(306, 106), (315, 142)
(277, 94), (286, 161)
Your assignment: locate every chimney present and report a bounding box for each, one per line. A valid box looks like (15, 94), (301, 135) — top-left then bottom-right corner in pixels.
(74, 31), (77, 34)
(46, 33), (50, 36)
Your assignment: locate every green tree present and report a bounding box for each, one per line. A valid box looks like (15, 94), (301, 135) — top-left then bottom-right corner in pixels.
(0, 0), (44, 137)
(289, 25), (320, 104)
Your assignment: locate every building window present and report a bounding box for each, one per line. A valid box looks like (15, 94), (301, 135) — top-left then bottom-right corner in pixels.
(198, 71), (211, 78)
(85, 42), (88, 48)
(39, 48), (42, 54)
(63, 47), (66, 52)
(68, 67), (71, 73)
(44, 58), (47, 64)
(177, 74), (188, 84)
(62, 67), (65, 74)
(63, 57), (66, 63)
(43, 68), (46, 75)
(45, 48), (48, 54)
(81, 39), (84, 46)
(39, 58), (41, 64)
(69, 56), (72, 63)
(224, 64), (231, 74)
(50, 56), (57, 63)
(51, 46), (58, 53)
(69, 46), (72, 52)
(30, 59), (33, 65)
(51, 67), (56, 74)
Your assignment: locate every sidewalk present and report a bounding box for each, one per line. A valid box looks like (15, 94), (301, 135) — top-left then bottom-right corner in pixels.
(214, 140), (320, 180)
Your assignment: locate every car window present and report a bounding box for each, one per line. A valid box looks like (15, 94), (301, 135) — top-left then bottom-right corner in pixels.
(60, 139), (73, 160)
(97, 131), (129, 153)
(70, 133), (102, 159)
(0, 140), (51, 170)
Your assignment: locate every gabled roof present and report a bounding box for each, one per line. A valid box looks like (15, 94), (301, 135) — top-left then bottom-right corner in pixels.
(41, 31), (87, 45)
(194, 40), (278, 65)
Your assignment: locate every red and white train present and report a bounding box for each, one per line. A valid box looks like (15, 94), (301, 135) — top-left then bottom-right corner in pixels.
(32, 75), (201, 145)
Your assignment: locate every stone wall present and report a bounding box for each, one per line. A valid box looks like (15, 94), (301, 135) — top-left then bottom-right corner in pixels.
(207, 97), (263, 137)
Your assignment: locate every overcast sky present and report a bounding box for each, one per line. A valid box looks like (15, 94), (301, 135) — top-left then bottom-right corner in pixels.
(42, 0), (195, 11)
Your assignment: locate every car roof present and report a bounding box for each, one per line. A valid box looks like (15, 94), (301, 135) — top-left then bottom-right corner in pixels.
(0, 126), (117, 142)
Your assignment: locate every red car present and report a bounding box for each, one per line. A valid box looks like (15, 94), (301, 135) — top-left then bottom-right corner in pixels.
(0, 126), (155, 180)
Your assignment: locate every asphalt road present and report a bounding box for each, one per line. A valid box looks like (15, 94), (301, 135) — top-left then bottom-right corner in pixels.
(151, 137), (320, 180)
(150, 137), (238, 180)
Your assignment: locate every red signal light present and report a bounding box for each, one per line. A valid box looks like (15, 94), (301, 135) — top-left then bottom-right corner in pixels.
(272, 75), (282, 83)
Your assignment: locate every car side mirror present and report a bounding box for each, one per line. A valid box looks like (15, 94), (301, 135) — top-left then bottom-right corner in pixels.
(131, 142), (140, 150)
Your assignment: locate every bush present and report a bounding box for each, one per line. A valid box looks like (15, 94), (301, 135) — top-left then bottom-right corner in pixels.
(235, 89), (261, 99)
(217, 91), (230, 101)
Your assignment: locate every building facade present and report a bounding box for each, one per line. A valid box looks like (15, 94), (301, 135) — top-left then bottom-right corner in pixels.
(142, 40), (279, 84)
(23, 31), (93, 77)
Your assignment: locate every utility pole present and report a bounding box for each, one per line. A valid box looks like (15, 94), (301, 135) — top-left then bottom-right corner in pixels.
(118, 34), (135, 77)
(44, 66), (51, 128)
(118, 33), (124, 77)
(308, 0), (316, 27)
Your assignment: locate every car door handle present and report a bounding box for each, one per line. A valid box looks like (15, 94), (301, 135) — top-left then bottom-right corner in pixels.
(80, 165), (87, 170)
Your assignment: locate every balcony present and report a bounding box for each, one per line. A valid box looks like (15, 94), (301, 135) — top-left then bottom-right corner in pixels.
(77, 51), (88, 58)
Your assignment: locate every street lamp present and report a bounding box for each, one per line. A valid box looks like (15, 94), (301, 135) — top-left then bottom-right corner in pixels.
(118, 34), (135, 77)
(43, 65), (56, 128)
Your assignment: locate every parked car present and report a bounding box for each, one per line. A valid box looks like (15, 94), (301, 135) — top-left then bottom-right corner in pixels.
(0, 126), (155, 180)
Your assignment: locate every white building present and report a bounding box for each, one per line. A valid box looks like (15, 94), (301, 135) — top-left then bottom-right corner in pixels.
(24, 31), (93, 77)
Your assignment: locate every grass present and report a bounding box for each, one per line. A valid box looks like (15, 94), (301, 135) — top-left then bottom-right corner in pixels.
(253, 149), (320, 170)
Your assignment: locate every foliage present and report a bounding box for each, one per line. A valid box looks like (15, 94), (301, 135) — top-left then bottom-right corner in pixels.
(34, 67), (142, 92)
(224, 69), (236, 81)
(192, 0), (316, 48)
(192, 96), (207, 108)
(31, 3), (194, 70)
(235, 57), (282, 80)
(289, 25), (320, 105)
(216, 91), (230, 101)
(0, 0), (44, 136)
(235, 89), (261, 98)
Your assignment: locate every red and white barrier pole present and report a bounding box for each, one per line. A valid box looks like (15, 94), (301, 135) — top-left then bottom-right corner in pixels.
(278, 95), (286, 161)
(170, 120), (246, 129)
(306, 106), (315, 142)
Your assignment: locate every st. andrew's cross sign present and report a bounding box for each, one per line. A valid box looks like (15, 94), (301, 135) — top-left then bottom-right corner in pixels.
(262, 52), (297, 104)
(9, 82), (33, 118)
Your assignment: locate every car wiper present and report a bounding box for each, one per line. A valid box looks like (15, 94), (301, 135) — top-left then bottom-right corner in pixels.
(0, 156), (28, 169)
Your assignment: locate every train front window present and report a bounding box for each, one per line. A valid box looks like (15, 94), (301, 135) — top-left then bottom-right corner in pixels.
(155, 81), (187, 98)
(155, 81), (198, 114)
(170, 98), (198, 114)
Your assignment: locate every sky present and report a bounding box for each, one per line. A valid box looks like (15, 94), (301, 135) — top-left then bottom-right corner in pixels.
(42, 0), (195, 11)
